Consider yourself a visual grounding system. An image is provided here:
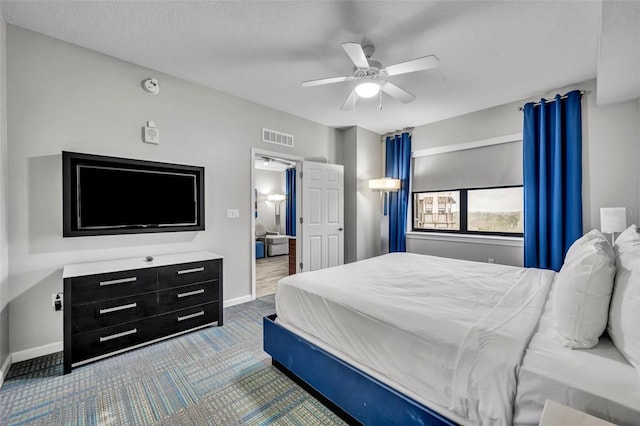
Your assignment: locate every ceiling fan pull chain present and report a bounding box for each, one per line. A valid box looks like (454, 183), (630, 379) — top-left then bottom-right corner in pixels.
(379, 88), (383, 110)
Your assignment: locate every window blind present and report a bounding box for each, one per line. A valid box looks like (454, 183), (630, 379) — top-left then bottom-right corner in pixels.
(412, 141), (522, 192)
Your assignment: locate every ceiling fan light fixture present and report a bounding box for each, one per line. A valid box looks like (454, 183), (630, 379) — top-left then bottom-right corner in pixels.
(355, 82), (380, 98)
(301, 42), (438, 108)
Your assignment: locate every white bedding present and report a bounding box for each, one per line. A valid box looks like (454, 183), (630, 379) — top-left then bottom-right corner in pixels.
(275, 253), (555, 425)
(514, 286), (640, 426)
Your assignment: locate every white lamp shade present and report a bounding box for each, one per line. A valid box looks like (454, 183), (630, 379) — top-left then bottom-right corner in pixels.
(355, 82), (381, 98)
(368, 177), (401, 191)
(267, 194), (286, 202)
(600, 207), (627, 233)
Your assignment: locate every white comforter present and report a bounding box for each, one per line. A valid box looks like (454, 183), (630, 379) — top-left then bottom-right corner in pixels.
(275, 253), (555, 425)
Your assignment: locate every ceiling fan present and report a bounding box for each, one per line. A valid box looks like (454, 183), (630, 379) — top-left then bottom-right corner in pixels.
(301, 42), (439, 110)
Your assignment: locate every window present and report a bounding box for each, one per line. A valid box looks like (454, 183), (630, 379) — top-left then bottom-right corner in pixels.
(414, 191), (460, 230)
(412, 186), (523, 236)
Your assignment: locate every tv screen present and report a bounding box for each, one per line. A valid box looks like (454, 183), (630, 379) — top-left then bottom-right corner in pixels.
(63, 152), (205, 237)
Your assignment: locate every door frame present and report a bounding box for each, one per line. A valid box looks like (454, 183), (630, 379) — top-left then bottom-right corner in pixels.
(250, 148), (304, 300)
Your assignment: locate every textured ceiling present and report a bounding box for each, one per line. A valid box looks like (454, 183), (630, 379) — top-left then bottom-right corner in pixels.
(0, 1), (618, 134)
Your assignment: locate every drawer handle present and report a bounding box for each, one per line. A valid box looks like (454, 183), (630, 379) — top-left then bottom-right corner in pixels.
(177, 289), (205, 298)
(177, 267), (204, 275)
(99, 277), (137, 287)
(99, 328), (137, 343)
(99, 303), (137, 315)
(177, 311), (205, 322)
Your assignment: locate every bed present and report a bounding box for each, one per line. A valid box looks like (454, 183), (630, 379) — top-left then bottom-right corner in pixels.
(263, 252), (640, 425)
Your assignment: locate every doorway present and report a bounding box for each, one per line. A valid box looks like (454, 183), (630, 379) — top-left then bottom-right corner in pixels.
(250, 149), (302, 299)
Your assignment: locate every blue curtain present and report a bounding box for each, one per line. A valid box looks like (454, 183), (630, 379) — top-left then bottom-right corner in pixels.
(285, 167), (296, 236)
(523, 90), (582, 271)
(386, 133), (412, 252)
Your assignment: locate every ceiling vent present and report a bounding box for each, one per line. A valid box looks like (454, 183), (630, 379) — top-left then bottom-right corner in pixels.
(262, 128), (294, 148)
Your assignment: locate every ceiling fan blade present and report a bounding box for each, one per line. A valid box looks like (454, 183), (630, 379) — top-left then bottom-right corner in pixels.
(341, 42), (370, 69)
(383, 55), (439, 77)
(340, 91), (358, 110)
(301, 75), (353, 87)
(381, 82), (415, 104)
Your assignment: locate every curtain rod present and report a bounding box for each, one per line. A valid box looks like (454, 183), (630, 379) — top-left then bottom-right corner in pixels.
(517, 90), (585, 111)
(381, 127), (414, 139)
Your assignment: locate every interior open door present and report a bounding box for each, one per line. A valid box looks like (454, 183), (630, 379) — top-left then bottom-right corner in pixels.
(299, 161), (344, 272)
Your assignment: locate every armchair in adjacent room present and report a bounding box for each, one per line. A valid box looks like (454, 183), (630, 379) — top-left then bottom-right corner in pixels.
(256, 222), (289, 257)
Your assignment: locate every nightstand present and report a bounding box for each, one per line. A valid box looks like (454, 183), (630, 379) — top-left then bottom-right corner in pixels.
(539, 400), (616, 426)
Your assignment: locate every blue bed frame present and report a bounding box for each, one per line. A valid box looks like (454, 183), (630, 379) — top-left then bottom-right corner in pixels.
(263, 314), (458, 426)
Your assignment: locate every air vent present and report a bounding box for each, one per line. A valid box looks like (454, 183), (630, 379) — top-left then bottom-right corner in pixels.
(262, 128), (294, 148)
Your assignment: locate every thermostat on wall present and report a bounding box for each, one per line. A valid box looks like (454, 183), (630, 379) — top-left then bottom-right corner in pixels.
(143, 121), (159, 144)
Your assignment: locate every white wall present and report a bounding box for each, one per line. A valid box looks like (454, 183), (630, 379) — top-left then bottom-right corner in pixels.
(6, 26), (340, 355)
(0, 12), (9, 372)
(341, 126), (382, 263)
(409, 79), (640, 264)
(584, 82), (639, 230)
(355, 127), (383, 260)
(341, 127), (357, 263)
(254, 168), (286, 234)
(406, 235), (523, 266)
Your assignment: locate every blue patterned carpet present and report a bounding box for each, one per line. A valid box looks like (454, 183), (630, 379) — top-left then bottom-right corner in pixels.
(0, 295), (347, 425)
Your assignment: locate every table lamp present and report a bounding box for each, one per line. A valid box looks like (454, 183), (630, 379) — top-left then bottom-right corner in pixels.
(600, 207), (626, 245)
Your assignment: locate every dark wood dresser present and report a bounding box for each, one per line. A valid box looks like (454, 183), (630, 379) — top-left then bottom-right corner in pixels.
(63, 251), (223, 373)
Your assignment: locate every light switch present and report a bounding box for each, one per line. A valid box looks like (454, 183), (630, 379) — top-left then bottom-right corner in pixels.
(226, 209), (240, 219)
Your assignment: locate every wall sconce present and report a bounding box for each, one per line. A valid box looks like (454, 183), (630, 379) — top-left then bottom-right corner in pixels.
(600, 207), (627, 245)
(268, 194), (286, 233)
(368, 177), (401, 192)
(368, 177), (401, 216)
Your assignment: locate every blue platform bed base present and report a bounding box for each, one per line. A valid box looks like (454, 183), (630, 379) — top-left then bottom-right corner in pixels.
(263, 314), (457, 426)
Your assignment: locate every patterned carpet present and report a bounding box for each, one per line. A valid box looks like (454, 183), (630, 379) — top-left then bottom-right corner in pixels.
(0, 296), (347, 426)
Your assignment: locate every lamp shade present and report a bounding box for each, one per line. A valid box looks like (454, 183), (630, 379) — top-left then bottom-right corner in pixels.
(368, 177), (401, 192)
(600, 207), (626, 233)
(267, 194), (286, 202)
(355, 82), (380, 98)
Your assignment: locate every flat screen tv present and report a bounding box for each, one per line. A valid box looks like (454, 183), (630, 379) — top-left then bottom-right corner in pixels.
(63, 151), (205, 237)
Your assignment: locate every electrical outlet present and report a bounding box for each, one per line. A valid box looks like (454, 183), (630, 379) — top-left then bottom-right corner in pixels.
(488, 258), (495, 264)
(51, 293), (63, 311)
(226, 209), (240, 219)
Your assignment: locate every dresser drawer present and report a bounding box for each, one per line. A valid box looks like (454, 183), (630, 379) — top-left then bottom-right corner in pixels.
(63, 253), (223, 373)
(71, 303), (218, 364)
(153, 302), (219, 338)
(157, 281), (218, 312)
(157, 260), (219, 289)
(72, 319), (154, 363)
(71, 293), (156, 334)
(69, 268), (157, 305)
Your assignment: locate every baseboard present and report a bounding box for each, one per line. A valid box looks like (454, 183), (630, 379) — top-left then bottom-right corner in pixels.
(223, 295), (253, 308)
(11, 341), (63, 363)
(0, 354), (11, 389)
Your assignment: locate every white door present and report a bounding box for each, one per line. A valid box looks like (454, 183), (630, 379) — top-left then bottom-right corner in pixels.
(300, 161), (344, 272)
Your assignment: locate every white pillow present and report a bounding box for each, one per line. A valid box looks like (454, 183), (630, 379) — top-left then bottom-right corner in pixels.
(608, 225), (640, 368)
(553, 229), (616, 348)
(613, 224), (640, 254)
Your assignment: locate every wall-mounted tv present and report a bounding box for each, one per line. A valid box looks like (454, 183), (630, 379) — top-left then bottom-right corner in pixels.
(63, 151), (205, 237)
